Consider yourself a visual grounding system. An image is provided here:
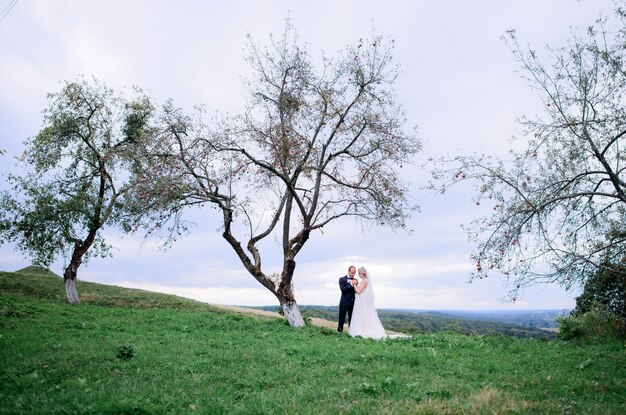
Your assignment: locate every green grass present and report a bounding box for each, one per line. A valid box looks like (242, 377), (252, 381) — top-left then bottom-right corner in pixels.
(1, 269), (625, 414)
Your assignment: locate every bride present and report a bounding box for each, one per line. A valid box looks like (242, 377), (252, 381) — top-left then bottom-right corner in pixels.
(348, 266), (387, 339)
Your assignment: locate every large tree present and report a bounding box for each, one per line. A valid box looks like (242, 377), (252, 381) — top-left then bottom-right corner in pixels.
(434, 5), (626, 301)
(127, 24), (421, 326)
(0, 78), (152, 304)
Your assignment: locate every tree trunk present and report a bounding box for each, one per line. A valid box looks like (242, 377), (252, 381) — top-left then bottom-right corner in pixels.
(64, 263), (80, 305)
(280, 297), (305, 327)
(62, 224), (100, 304)
(63, 239), (90, 305)
(277, 258), (305, 327)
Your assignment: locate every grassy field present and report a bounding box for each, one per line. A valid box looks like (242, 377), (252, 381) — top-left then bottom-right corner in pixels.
(1, 268), (625, 414)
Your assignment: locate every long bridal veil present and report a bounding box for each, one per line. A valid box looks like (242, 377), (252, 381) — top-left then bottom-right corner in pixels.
(363, 269), (375, 301)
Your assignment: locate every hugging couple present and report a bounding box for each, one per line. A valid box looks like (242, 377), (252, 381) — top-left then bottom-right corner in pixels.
(337, 265), (387, 339)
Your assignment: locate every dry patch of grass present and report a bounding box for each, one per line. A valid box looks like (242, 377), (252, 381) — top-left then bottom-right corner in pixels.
(469, 387), (530, 413)
(210, 304), (283, 320)
(210, 304), (408, 336)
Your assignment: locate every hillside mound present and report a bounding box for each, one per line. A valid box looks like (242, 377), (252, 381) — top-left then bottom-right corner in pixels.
(15, 265), (62, 278)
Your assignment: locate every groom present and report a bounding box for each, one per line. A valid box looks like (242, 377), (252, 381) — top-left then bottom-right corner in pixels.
(337, 265), (357, 332)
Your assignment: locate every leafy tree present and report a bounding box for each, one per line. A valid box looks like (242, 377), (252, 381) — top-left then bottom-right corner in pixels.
(433, 4), (626, 301)
(573, 256), (625, 323)
(127, 23), (421, 326)
(0, 77), (152, 304)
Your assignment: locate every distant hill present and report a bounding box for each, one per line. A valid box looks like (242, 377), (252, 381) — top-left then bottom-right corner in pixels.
(253, 305), (560, 339)
(408, 309), (569, 329)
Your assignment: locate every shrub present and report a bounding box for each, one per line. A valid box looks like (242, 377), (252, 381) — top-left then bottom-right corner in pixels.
(116, 344), (135, 361)
(558, 304), (625, 341)
(573, 260), (625, 321)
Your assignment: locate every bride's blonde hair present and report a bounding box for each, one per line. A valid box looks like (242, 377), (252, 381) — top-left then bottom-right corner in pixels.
(357, 266), (368, 278)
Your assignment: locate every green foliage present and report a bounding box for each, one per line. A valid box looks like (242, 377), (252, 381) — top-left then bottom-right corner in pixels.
(565, 256), (626, 341)
(0, 182), (84, 265)
(558, 304), (625, 342)
(573, 259), (625, 321)
(1, 268), (624, 414)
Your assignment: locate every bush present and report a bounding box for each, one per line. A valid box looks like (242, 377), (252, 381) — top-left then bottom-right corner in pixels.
(573, 261), (625, 321)
(558, 304), (625, 341)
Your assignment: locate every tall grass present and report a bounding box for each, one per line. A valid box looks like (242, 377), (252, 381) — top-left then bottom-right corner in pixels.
(1, 269), (625, 414)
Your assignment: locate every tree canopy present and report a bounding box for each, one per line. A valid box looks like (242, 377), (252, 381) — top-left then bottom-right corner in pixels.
(0, 77), (152, 303)
(126, 23), (422, 326)
(434, 5), (626, 301)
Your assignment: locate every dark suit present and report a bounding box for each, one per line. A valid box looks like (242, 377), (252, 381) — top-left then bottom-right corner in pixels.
(337, 275), (356, 331)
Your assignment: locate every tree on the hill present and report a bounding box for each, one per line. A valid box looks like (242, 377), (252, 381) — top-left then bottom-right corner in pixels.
(127, 23), (421, 326)
(0, 77), (152, 304)
(433, 5), (626, 301)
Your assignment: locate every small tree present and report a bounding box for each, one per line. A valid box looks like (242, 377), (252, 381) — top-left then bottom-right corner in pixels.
(128, 23), (421, 326)
(433, 4), (626, 301)
(0, 77), (152, 304)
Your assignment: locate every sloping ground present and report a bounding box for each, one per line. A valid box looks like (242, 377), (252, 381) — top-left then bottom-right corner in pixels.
(1, 269), (223, 311)
(2, 267), (557, 339)
(1, 267), (406, 335)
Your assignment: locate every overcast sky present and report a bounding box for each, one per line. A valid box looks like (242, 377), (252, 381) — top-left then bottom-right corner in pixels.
(0, 0), (618, 310)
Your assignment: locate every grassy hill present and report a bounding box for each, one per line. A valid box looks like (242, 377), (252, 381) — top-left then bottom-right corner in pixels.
(1, 268), (625, 414)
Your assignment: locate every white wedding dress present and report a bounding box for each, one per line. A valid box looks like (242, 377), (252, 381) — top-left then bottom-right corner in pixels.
(348, 275), (387, 339)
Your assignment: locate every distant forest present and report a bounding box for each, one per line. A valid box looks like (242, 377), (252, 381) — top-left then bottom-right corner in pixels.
(252, 306), (567, 340)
